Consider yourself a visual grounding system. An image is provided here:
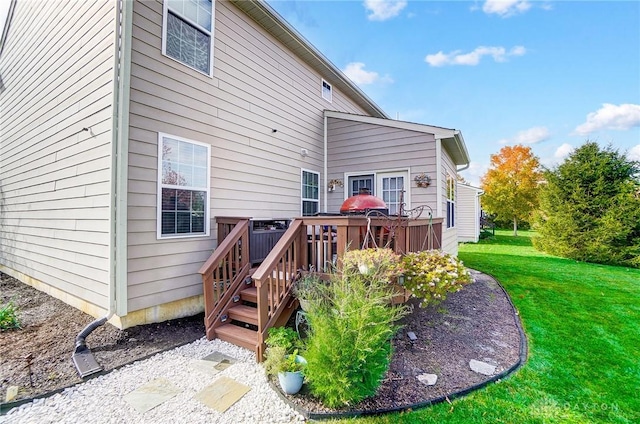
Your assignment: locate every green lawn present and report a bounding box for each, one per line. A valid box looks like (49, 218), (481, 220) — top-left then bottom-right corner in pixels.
(338, 231), (640, 423)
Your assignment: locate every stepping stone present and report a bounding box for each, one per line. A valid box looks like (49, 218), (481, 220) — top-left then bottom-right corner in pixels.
(5, 386), (19, 402)
(123, 378), (181, 414)
(194, 376), (251, 413)
(416, 373), (438, 386)
(469, 359), (496, 376)
(214, 359), (233, 371)
(202, 352), (237, 364)
(189, 359), (223, 376)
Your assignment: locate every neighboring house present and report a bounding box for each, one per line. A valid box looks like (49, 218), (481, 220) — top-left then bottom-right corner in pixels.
(0, 0), (470, 333)
(456, 183), (484, 243)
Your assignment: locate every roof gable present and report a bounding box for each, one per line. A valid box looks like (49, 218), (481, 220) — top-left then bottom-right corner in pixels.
(325, 110), (470, 166)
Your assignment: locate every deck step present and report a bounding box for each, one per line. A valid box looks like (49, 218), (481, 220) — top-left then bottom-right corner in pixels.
(215, 324), (258, 351)
(240, 286), (258, 303)
(228, 304), (259, 326)
(240, 287), (285, 305)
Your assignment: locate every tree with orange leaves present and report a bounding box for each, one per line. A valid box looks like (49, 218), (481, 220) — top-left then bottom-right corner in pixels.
(481, 145), (542, 236)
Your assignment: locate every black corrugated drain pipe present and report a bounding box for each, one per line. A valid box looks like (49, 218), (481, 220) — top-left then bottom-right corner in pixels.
(71, 315), (110, 378)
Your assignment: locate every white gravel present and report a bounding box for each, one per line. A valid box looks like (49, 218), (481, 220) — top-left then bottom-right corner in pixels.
(1, 339), (306, 424)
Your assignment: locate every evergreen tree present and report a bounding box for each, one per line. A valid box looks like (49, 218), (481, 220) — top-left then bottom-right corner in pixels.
(534, 142), (640, 267)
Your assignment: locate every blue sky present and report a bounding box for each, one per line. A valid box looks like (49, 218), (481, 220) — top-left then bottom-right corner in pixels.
(1, 1), (638, 186)
(266, 0), (640, 185)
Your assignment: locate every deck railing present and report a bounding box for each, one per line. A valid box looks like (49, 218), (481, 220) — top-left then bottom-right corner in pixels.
(198, 218), (250, 340)
(250, 215), (442, 356)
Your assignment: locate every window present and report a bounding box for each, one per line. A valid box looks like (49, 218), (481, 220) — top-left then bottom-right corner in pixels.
(301, 170), (320, 216)
(378, 174), (405, 215)
(322, 79), (332, 102)
(158, 133), (210, 238)
(163, 0), (214, 75)
(348, 174), (374, 196)
(446, 174), (455, 228)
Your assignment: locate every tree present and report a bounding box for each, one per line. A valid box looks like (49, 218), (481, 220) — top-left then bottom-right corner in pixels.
(533, 142), (640, 267)
(481, 145), (542, 236)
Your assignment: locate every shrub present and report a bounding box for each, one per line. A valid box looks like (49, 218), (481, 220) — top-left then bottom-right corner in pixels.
(265, 326), (300, 353)
(534, 142), (640, 267)
(303, 264), (408, 408)
(341, 248), (403, 283)
(0, 300), (20, 331)
(401, 250), (472, 308)
(292, 273), (327, 307)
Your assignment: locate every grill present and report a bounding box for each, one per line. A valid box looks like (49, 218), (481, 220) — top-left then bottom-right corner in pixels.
(339, 188), (388, 215)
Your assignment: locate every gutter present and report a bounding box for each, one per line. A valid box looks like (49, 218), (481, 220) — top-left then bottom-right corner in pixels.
(454, 130), (471, 172)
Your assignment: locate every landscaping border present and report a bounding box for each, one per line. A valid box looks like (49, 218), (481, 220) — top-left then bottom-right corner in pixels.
(270, 270), (529, 420)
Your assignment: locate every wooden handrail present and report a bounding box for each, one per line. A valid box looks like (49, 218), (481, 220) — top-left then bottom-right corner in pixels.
(198, 219), (249, 274)
(199, 219), (250, 340)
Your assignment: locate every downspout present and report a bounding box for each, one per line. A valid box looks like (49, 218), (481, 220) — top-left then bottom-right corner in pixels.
(323, 112), (328, 213)
(435, 138), (442, 218)
(73, 0), (132, 376)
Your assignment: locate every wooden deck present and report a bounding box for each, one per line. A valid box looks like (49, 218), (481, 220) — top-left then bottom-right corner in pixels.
(199, 215), (442, 361)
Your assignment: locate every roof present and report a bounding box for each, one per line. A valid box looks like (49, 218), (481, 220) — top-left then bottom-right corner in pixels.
(325, 110), (471, 166)
(231, 0), (388, 119)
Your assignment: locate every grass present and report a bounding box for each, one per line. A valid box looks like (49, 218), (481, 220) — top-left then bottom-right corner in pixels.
(336, 230), (640, 423)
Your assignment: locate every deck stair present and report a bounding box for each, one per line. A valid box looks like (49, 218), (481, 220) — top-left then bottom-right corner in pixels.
(199, 218), (299, 361)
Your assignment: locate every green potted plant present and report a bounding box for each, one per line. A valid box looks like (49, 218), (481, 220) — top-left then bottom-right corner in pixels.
(263, 327), (307, 395)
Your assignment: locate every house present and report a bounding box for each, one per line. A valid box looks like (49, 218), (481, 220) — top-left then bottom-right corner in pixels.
(456, 183), (484, 243)
(0, 0), (470, 351)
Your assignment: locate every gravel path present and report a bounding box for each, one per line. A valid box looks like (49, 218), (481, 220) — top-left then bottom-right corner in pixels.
(2, 339), (305, 424)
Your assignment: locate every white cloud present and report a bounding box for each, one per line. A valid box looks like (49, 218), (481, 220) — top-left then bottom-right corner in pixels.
(554, 143), (574, 160)
(425, 45), (526, 67)
(628, 144), (640, 161)
(499, 126), (550, 145)
(342, 62), (393, 85)
(482, 0), (531, 17)
(573, 103), (640, 136)
(364, 0), (407, 21)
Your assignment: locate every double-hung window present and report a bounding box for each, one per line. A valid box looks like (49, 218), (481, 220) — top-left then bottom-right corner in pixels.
(446, 174), (455, 228)
(163, 0), (214, 75)
(158, 133), (210, 238)
(301, 170), (320, 216)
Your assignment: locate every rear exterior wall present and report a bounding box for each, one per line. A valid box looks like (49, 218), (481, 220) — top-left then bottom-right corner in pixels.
(125, 0), (370, 315)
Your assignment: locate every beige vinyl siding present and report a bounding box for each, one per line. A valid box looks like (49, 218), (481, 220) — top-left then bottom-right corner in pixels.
(0, 1), (116, 309)
(326, 117), (437, 213)
(457, 184), (481, 243)
(125, 0), (370, 312)
(440, 150), (458, 255)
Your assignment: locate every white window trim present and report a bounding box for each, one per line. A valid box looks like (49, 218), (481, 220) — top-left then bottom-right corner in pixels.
(157, 132), (211, 239)
(344, 168), (411, 211)
(446, 173), (456, 229)
(161, 0), (215, 77)
(301, 169), (320, 216)
(321, 79), (332, 103)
